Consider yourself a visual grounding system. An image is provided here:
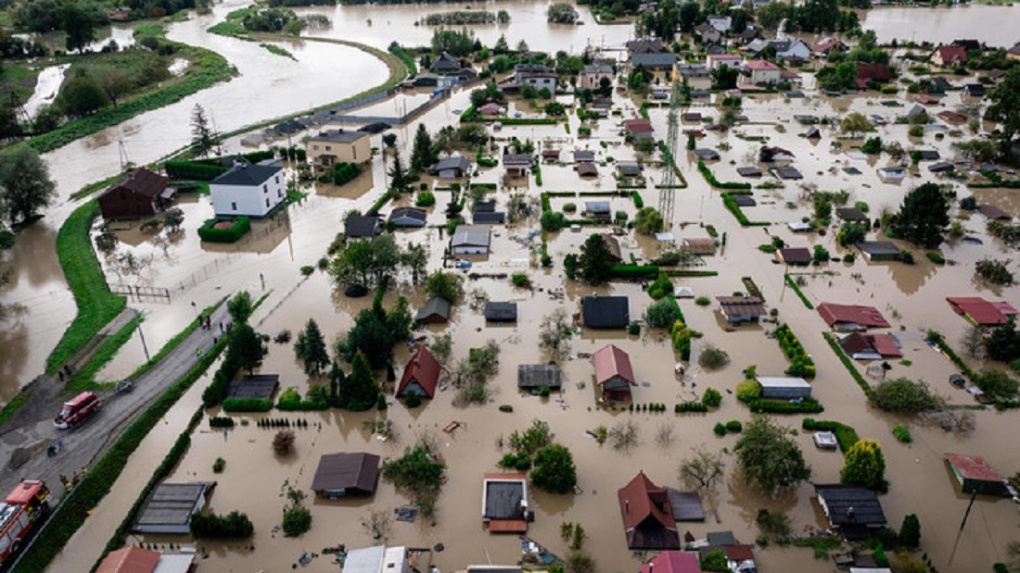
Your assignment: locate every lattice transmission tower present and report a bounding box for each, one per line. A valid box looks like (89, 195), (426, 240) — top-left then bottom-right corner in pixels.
(657, 65), (683, 226)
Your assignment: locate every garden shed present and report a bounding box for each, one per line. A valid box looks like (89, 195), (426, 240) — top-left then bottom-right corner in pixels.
(756, 377), (811, 399)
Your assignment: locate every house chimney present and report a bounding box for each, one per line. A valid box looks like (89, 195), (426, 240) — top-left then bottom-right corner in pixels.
(625, 500), (630, 514)
(846, 506), (855, 520)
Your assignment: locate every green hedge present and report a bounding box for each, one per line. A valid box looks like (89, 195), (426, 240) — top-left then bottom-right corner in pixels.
(721, 192), (768, 227)
(388, 43), (418, 76)
(48, 200), (127, 374)
(749, 398), (824, 414)
(784, 274), (814, 309)
(970, 169), (1020, 189)
(698, 160), (752, 190)
(198, 217), (251, 243)
(333, 162), (362, 185)
(925, 330), (975, 380)
(610, 264), (659, 279)
(775, 324), (816, 377)
(822, 332), (874, 398)
(802, 418), (860, 452)
(675, 402), (709, 413)
(222, 397), (274, 412)
(498, 118), (557, 126)
(18, 338), (228, 573)
(632, 191), (644, 208)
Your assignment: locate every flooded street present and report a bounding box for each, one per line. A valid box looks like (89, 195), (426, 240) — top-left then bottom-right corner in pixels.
(0, 2), (1017, 572)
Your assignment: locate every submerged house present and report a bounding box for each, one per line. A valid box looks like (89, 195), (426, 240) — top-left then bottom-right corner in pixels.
(717, 296), (766, 324)
(817, 303), (890, 330)
(756, 377), (812, 400)
(581, 296), (629, 329)
(517, 364), (562, 391)
(593, 344), (636, 403)
(618, 471), (680, 550)
(945, 453), (1017, 497)
(814, 484), (887, 540)
(416, 296), (451, 324)
(483, 302), (518, 323)
(396, 346), (441, 399)
(946, 297), (1019, 326)
(840, 332), (902, 359)
(482, 473), (529, 533)
(311, 452), (380, 498)
(96, 547), (194, 573)
(856, 241), (900, 261)
(638, 551), (701, 573)
(98, 168), (174, 221)
(132, 482), (215, 534)
(210, 163), (285, 218)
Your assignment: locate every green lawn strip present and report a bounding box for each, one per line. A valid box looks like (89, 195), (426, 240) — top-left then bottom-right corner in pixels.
(0, 388), (33, 427)
(15, 338), (228, 573)
(721, 192), (769, 227)
(48, 200), (127, 375)
(802, 418), (859, 452)
(663, 270), (719, 277)
(25, 43), (235, 154)
(69, 173), (126, 201)
(66, 316), (142, 394)
(822, 332), (874, 399)
(90, 408), (203, 573)
(924, 330), (976, 380)
(388, 44), (418, 75)
(785, 274), (814, 309)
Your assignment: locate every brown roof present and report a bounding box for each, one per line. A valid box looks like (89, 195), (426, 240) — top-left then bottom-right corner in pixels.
(96, 547), (160, 573)
(841, 332), (902, 358)
(311, 452), (381, 494)
(397, 346), (441, 398)
(778, 247), (812, 263)
(593, 344), (635, 386)
(817, 303), (889, 329)
(935, 45), (968, 64)
(724, 544), (755, 562)
(624, 118), (654, 135)
(576, 163), (598, 176)
(601, 234), (622, 262)
(681, 238), (716, 255)
(716, 296), (766, 317)
(945, 453), (1004, 483)
(856, 62), (890, 85)
(977, 204), (1011, 220)
(618, 471), (680, 550)
(108, 168), (170, 199)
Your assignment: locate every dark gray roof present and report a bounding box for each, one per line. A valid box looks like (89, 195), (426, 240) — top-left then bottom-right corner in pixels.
(311, 452), (380, 495)
(582, 63), (613, 75)
(309, 129), (368, 144)
(133, 482), (213, 531)
(211, 164), (282, 186)
(417, 296), (451, 321)
(667, 489), (706, 521)
(517, 364), (562, 389)
(503, 154), (533, 166)
(345, 215), (381, 238)
(918, 149), (941, 160)
(484, 302), (518, 322)
(815, 484), (887, 528)
(928, 161), (955, 173)
(474, 200), (496, 213)
(693, 148), (720, 160)
(777, 167), (803, 179)
(429, 155), (470, 174)
(452, 224), (491, 247)
(858, 241), (900, 256)
(582, 296), (629, 328)
(574, 150), (596, 162)
(585, 201), (611, 213)
(706, 531), (740, 546)
(733, 195), (756, 207)
(836, 207), (868, 221)
(484, 480), (526, 520)
(964, 83), (986, 96)
(737, 166), (762, 177)
(631, 52), (677, 68)
(473, 211), (505, 224)
(226, 374), (280, 400)
(389, 207), (427, 226)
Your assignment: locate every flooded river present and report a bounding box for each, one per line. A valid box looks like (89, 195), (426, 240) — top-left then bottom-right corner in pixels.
(0, 2), (1017, 572)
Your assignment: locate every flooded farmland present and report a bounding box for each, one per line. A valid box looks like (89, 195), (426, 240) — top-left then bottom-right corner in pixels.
(0, 2), (1018, 573)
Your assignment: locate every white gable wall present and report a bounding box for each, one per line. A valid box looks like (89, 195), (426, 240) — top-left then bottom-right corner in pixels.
(210, 172), (286, 218)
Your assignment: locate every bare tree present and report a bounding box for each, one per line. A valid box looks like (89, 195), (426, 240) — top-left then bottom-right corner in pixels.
(361, 509), (392, 541)
(272, 430), (295, 455)
(430, 333), (453, 365)
(539, 308), (574, 359)
(678, 447), (725, 492)
(960, 325), (986, 360)
(655, 422), (675, 447)
(609, 419), (639, 450)
(920, 409), (976, 433)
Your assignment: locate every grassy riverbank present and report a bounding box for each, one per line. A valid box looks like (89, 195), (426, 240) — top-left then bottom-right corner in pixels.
(47, 200), (126, 374)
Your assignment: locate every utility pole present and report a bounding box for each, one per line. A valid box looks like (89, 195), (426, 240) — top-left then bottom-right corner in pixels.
(658, 64), (681, 226)
(958, 491), (978, 531)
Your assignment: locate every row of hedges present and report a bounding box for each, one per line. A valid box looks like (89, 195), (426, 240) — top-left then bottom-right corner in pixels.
(498, 118), (558, 126)
(721, 193), (769, 227)
(165, 161), (231, 181)
(19, 336), (229, 573)
(470, 183), (497, 192)
(333, 162), (362, 186)
(802, 418), (860, 452)
(671, 320), (692, 361)
(610, 264), (659, 279)
(198, 217), (251, 243)
(822, 332), (874, 398)
(698, 160), (752, 190)
(970, 169), (1020, 189)
(221, 397), (273, 412)
(675, 401), (708, 413)
(775, 323), (816, 377)
(748, 398), (824, 414)
(785, 274), (814, 309)
(387, 43), (418, 76)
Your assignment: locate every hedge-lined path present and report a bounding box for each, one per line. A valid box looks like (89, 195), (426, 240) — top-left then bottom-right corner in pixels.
(0, 301), (229, 500)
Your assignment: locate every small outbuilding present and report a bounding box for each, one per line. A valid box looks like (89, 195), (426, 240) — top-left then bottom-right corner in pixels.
(757, 377), (811, 399)
(132, 482), (215, 534)
(817, 303), (890, 330)
(483, 302), (518, 323)
(840, 332), (902, 359)
(396, 346), (441, 399)
(856, 241), (900, 262)
(736, 166), (762, 178)
(777, 247), (811, 265)
(451, 224), (491, 255)
(945, 453), (1015, 496)
(836, 207), (869, 222)
(814, 484), (887, 540)
(482, 473), (529, 533)
(346, 215), (382, 239)
(311, 452), (381, 498)
(582, 296), (630, 329)
(517, 364), (562, 390)
(593, 344), (636, 403)
(96, 547), (194, 573)
(429, 155), (471, 178)
(389, 207), (428, 228)
(416, 296), (451, 324)
(98, 168), (174, 221)
(584, 201), (612, 220)
(681, 238), (716, 256)
(717, 296), (766, 324)
(225, 374), (280, 400)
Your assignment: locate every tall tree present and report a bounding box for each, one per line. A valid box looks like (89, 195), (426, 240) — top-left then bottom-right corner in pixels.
(294, 318), (330, 376)
(530, 444), (577, 494)
(344, 308), (395, 368)
(985, 66), (1020, 153)
(410, 124), (436, 175)
(677, 1), (700, 33)
(190, 104), (217, 157)
(402, 242), (428, 284)
(57, 73), (109, 117)
(339, 349), (379, 411)
(735, 415), (811, 494)
(60, 2), (98, 52)
(0, 145), (56, 225)
(328, 360), (345, 407)
(891, 182), (949, 248)
(228, 323), (267, 375)
(228, 290), (254, 324)
(388, 150), (410, 193)
(840, 439), (886, 490)
(577, 234), (613, 285)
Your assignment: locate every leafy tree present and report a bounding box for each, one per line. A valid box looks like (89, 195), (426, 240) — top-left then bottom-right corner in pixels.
(871, 377), (945, 413)
(837, 221), (867, 247)
(974, 258), (1014, 286)
(339, 350), (379, 411)
(344, 309), (395, 368)
(711, 64), (739, 90)
(386, 296), (414, 342)
(189, 511), (254, 538)
(539, 308), (573, 358)
(410, 124), (437, 175)
(190, 104), (217, 157)
(984, 319), (1019, 361)
(974, 368), (1019, 399)
(531, 444), (577, 494)
(817, 60), (858, 91)
(330, 235), (402, 288)
(678, 1), (701, 33)
(431, 28), (474, 57)
(985, 66), (1020, 152)
(0, 145), (56, 225)
(163, 208), (184, 232)
(840, 112), (872, 137)
(577, 234), (613, 285)
(282, 505), (312, 536)
(57, 73), (110, 117)
(700, 549), (729, 572)
(294, 318), (330, 376)
(634, 207), (664, 235)
(228, 323), (267, 375)
(425, 270), (464, 304)
(402, 243), (428, 284)
(544, 102), (566, 116)
(735, 415), (811, 494)
(493, 34), (509, 54)
(328, 360), (345, 406)
(547, 3), (579, 24)
(840, 439), (886, 490)
(60, 2), (99, 52)
(899, 514), (921, 549)
(891, 183), (949, 249)
(381, 442), (446, 517)
(93, 67), (133, 107)
(228, 291), (254, 324)
(644, 298), (679, 328)
(382, 133), (397, 148)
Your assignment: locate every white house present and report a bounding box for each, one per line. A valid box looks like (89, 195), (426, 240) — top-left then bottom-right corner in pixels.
(210, 163), (286, 218)
(744, 60), (783, 85)
(706, 53), (744, 71)
(774, 39), (812, 61)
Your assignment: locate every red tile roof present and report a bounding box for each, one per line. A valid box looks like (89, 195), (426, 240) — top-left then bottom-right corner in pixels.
(868, 334), (902, 358)
(745, 59), (780, 71)
(488, 519), (528, 533)
(618, 471), (678, 547)
(856, 62), (891, 82)
(397, 346), (441, 398)
(624, 118), (654, 135)
(946, 453), (1004, 483)
(946, 297), (1018, 326)
(724, 544), (755, 562)
(936, 45), (968, 64)
(817, 303), (890, 329)
(593, 344), (635, 386)
(96, 547), (160, 573)
(640, 551), (703, 573)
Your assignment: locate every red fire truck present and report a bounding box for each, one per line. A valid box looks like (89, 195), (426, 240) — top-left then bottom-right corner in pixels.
(0, 480), (50, 565)
(53, 391), (101, 430)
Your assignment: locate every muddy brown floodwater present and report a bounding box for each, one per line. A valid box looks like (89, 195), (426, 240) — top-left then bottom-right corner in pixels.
(2, 2), (1018, 572)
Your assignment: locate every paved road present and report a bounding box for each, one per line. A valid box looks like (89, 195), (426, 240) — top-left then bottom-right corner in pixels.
(0, 301), (229, 500)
